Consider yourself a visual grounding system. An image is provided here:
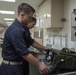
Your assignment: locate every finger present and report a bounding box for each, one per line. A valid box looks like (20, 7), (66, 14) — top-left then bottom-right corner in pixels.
(45, 67), (51, 73)
(42, 69), (47, 74)
(47, 66), (51, 72)
(42, 68), (50, 74)
(45, 68), (49, 73)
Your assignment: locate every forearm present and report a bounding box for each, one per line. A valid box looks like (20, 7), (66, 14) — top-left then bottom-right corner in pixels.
(22, 53), (41, 66)
(32, 40), (45, 51)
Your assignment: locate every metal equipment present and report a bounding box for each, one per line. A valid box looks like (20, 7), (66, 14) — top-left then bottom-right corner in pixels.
(40, 47), (76, 75)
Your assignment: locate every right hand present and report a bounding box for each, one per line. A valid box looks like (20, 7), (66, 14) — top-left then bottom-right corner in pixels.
(37, 62), (51, 74)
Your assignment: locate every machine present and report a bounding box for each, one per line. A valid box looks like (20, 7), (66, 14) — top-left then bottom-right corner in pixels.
(44, 48), (76, 75)
(39, 47), (76, 75)
(29, 45), (76, 75)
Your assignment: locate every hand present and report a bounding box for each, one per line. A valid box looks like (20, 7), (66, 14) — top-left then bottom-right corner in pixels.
(37, 62), (51, 74)
(43, 47), (52, 52)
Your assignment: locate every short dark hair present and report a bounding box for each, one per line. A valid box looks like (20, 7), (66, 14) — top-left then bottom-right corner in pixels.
(18, 3), (35, 15)
(32, 17), (36, 23)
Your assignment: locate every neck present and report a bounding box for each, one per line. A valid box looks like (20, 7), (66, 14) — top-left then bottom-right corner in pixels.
(17, 16), (26, 25)
(17, 16), (22, 24)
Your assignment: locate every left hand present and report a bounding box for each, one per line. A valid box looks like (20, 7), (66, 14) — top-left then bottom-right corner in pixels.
(44, 47), (51, 51)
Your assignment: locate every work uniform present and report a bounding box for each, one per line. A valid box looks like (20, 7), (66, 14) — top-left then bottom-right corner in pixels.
(1, 19), (34, 75)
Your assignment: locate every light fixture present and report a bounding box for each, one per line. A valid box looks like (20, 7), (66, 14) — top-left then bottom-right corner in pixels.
(0, 10), (15, 14)
(6, 22), (12, 26)
(0, 0), (15, 2)
(6, 22), (12, 24)
(7, 23), (11, 26)
(4, 18), (14, 21)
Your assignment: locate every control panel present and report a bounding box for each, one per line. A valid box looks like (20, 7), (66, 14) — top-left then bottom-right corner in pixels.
(71, 9), (76, 41)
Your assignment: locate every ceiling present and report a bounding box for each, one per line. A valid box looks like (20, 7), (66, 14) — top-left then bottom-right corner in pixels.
(0, 0), (45, 33)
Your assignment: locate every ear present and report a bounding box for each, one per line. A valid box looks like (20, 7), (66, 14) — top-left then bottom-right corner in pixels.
(20, 12), (25, 19)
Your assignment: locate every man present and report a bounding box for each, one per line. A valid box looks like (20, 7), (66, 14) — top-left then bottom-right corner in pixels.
(1, 3), (50, 75)
(27, 17), (36, 29)
(22, 17), (37, 75)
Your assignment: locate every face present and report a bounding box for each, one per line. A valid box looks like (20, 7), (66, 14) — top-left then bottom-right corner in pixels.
(27, 21), (36, 29)
(21, 12), (33, 25)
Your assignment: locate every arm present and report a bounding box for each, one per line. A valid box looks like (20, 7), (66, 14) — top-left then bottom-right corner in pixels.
(22, 53), (51, 74)
(22, 53), (41, 66)
(27, 33), (49, 52)
(32, 40), (47, 52)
